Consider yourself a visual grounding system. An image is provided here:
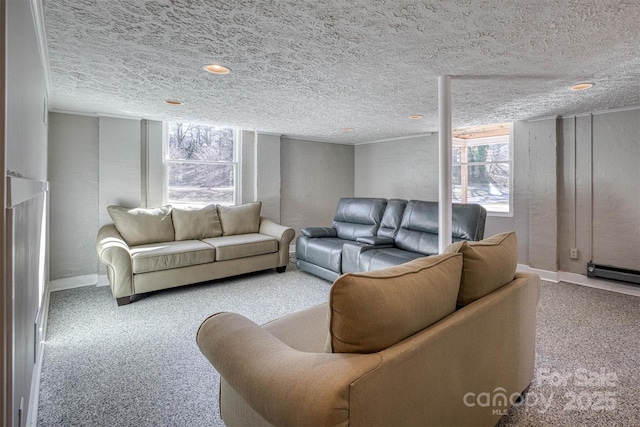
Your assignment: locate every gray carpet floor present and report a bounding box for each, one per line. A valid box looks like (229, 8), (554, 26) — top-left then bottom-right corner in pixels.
(37, 263), (640, 426)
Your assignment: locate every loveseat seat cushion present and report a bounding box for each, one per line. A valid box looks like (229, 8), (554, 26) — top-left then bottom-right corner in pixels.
(130, 240), (215, 274)
(108, 205), (175, 246)
(203, 234), (278, 261)
(295, 236), (346, 274)
(172, 204), (222, 240)
(327, 253), (463, 353)
(445, 231), (517, 308)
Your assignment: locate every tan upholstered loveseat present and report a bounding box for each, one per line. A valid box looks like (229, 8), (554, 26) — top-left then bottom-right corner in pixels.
(197, 231), (541, 426)
(96, 202), (295, 306)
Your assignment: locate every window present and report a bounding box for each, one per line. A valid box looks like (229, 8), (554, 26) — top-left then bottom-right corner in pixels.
(452, 124), (512, 214)
(165, 122), (239, 206)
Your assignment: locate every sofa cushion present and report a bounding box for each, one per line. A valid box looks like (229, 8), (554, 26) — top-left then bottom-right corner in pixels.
(130, 240), (215, 274)
(327, 253), (463, 353)
(203, 234), (278, 261)
(218, 202), (262, 236)
(108, 205), (175, 246)
(445, 231), (517, 308)
(172, 204), (223, 241)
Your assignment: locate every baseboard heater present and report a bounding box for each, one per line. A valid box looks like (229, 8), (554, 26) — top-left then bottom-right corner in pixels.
(587, 262), (640, 286)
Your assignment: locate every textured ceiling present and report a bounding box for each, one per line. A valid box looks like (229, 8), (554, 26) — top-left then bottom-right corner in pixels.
(43, 0), (640, 144)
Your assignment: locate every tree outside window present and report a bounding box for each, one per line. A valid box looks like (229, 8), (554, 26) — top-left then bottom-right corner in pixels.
(165, 122), (238, 205)
(452, 129), (511, 213)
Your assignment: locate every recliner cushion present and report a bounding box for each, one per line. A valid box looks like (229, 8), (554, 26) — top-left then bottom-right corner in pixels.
(295, 236), (346, 274)
(327, 253), (463, 353)
(358, 248), (424, 272)
(332, 198), (387, 240)
(377, 199), (407, 239)
(445, 231), (517, 308)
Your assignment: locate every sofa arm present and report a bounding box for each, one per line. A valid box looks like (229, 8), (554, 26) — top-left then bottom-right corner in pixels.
(196, 312), (381, 426)
(259, 218), (296, 267)
(301, 226), (337, 238)
(96, 224), (134, 299)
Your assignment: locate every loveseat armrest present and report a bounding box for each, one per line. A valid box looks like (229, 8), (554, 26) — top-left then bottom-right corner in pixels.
(356, 236), (394, 246)
(259, 217), (296, 267)
(342, 237), (394, 273)
(300, 226), (337, 238)
(196, 312), (381, 426)
(96, 224), (134, 302)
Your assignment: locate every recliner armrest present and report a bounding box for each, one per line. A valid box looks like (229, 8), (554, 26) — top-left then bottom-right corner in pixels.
(301, 227), (337, 238)
(356, 236), (394, 246)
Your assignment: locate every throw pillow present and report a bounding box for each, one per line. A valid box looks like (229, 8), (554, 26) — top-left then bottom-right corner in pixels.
(445, 231), (517, 308)
(171, 204), (222, 240)
(327, 253), (463, 354)
(217, 201), (262, 236)
(107, 205), (174, 246)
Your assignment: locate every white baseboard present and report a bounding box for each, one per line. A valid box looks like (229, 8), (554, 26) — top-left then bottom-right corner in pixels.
(517, 264), (559, 282)
(47, 274), (98, 292)
(517, 264), (640, 297)
(97, 274), (110, 287)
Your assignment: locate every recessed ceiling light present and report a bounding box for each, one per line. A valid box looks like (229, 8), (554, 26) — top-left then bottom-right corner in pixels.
(342, 127), (354, 132)
(570, 83), (594, 91)
(164, 99), (183, 105)
(203, 64), (231, 74)
(409, 115), (423, 120)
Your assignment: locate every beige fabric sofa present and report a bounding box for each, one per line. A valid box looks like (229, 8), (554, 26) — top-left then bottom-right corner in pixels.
(197, 231), (541, 426)
(96, 202), (295, 306)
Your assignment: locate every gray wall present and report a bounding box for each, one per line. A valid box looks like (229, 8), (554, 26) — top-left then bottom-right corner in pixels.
(281, 137), (354, 238)
(559, 111), (640, 273)
(48, 113), (157, 280)
(48, 113), (99, 278)
(255, 133), (282, 222)
(355, 134), (439, 200)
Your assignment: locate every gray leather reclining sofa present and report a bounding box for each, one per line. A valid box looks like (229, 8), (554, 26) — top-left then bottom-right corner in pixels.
(296, 197), (487, 281)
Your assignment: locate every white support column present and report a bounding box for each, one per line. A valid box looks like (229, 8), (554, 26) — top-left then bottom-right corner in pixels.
(438, 75), (453, 252)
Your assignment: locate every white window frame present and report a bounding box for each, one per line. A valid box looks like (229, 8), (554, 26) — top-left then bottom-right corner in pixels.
(452, 133), (513, 216)
(163, 122), (240, 207)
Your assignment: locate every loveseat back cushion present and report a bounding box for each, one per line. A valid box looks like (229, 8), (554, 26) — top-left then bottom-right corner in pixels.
(332, 198), (387, 240)
(377, 199), (408, 239)
(172, 204), (223, 241)
(217, 201), (261, 236)
(107, 205), (175, 246)
(444, 231), (517, 308)
(327, 252), (462, 353)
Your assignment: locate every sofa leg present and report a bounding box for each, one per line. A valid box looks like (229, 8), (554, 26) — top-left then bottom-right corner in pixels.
(276, 266), (287, 273)
(116, 296), (131, 306)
